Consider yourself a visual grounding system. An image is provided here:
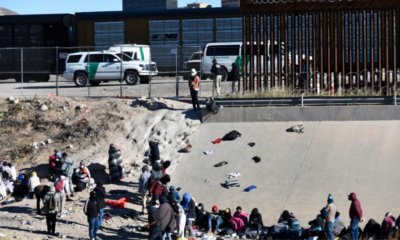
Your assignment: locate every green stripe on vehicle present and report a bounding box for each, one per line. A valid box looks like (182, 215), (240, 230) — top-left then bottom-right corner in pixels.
(139, 47), (145, 61)
(235, 55), (250, 74)
(85, 63), (100, 79)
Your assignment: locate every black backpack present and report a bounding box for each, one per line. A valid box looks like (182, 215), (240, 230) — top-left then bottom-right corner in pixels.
(206, 100), (219, 114)
(223, 130), (242, 141)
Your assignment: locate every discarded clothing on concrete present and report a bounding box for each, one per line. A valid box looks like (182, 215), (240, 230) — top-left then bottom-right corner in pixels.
(212, 138), (222, 144)
(203, 151), (213, 155)
(244, 185), (257, 192)
(214, 161), (228, 167)
(248, 142), (256, 147)
(223, 130), (242, 141)
(252, 156), (261, 163)
(103, 212), (113, 220)
(227, 173), (240, 179)
(105, 197), (130, 208)
(226, 179), (240, 189)
(180, 144), (192, 153)
(289, 124), (305, 134)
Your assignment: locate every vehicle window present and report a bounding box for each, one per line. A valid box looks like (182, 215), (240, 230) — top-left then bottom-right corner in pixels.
(241, 45), (266, 56)
(116, 53), (133, 61)
(123, 52), (134, 58)
(189, 53), (201, 61)
(133, 52), (139, 60)
(67, 55), (82, 63)
(206, 45), (240, 56)
(104, 54), (119, 62)
(84, 54), (103, 63)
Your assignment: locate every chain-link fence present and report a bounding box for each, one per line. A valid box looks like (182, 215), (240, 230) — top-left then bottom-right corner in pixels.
(1, 45), (398, 99)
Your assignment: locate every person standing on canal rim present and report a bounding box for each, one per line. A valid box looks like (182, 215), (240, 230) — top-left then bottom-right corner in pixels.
(188, 68), (200, 111)
(211, 59), (222, 98)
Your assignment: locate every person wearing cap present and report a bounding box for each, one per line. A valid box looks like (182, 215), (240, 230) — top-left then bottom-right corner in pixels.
(230, 62), (240, 94)
(244, 208), (263, 238)
(168, 186), (181, 204)
(84, 191), (100, 240)
(188, 68), (200, 111)
(325, 194), (338, 240)
(139, 165), (151, 214)
(348, 192), (363, 240)
(208, 205), (223, 234)
(43, 185), (61, 235)
(75, 161), (91, 184)
(287, 213), (302, 238)
(28, 171), (41, 198)
(211, 59), (223, 98)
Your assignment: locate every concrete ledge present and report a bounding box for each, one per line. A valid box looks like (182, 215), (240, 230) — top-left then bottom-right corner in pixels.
(202, 105), (400, 123)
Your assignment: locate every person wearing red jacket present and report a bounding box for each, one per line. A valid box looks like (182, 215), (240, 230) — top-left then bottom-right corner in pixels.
(348, 192), (363, 240)
(149, 175), (169, 204)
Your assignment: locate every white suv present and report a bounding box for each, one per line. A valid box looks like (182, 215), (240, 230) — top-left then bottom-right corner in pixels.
(63, 51), (158, 87)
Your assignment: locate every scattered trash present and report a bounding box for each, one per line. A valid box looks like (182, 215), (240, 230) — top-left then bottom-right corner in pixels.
(226, 179), (240, 189)
(105, 128), (109, 131)
(203, 150), (213, 155)
(204, 179), (210, 183)
(0, 113), (3, 117)
(244, 185), (257, 192)
(40, 104), (49, 111)
(214, 161), (228, 167)
(212, 138), (222, 144)
(252, 156), (261, 163)
(95, 128), (99, 132)
(180, 144), (192, 153)
(176, 187), (182, 192)
(289, 124), (305, 134)
(26, 203), (30, 206)
(248, 142), (255, 147)
(226, 172), (240, 179)
(103, 212), (113, 221)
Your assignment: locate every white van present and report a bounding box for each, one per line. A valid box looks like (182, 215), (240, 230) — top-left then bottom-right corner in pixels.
(109, 44), (152, 62)
(201, 41), (291, 81)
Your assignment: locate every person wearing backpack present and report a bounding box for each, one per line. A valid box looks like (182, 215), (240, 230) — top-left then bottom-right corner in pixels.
(43, 186), (60, 235)
(60, 153), (75, 197)
(54, 175), (70, 217)
(188, 68), (200, 111)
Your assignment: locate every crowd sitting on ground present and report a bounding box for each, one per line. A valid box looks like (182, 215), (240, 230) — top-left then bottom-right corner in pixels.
(140, 142), (400, 240)
(0, 144), (125, 240)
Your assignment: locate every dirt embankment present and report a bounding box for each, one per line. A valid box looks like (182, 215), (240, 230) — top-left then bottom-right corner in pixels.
(0, 96), (201, 239)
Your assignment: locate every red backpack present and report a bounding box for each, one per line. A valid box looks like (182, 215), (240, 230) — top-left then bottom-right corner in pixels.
(55, 178), (66, 192)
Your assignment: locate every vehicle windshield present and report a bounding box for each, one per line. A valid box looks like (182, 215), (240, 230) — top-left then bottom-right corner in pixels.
(116, 53), (135, 61)
(189, 53), (201, 61)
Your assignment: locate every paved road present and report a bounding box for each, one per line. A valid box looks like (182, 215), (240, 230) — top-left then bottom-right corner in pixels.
(0, 75), (235, 98)
(171, 121), (400, 227)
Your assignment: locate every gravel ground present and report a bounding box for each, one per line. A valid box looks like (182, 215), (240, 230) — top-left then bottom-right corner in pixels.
(0, 75), (236, 99)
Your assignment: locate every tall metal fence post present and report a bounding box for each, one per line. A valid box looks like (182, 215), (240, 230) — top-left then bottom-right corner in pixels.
(120, 46), (123, 97)
(21, 48), (23, 96)
(176, 46), (179, 99)
(149, 46), (152, 99)
(87, 48), (90, 97)
(56, 46), (59, 96)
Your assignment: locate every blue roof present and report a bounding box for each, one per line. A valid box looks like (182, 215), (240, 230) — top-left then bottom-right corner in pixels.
(78, 7), (241, 20)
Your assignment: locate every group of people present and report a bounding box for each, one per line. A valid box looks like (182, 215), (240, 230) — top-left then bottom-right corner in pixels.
(0, 144), (127, 240)
(140, 146), (395, 240)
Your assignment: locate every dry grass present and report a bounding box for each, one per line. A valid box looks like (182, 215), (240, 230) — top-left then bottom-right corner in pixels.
(227, 87), (400, 99)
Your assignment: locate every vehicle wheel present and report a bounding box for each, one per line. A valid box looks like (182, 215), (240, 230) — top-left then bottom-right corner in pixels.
(74, 72), (88, 87)
(125, 71), (139, 85)
(221, 68), (228, 82)
(140, 76), (149, 84)
(89, 80), (101, 86)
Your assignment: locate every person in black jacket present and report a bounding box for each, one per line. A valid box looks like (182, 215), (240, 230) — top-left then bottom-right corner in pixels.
(230, 63), (240, 94)
(84, 191), (99, 240)
(146, 204), (163, 240)
(195, 203), (209, 229)
(94, 181), (106, 226)
(245, 208), (263, 238)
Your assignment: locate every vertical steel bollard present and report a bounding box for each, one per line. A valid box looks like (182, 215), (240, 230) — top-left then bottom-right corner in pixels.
(149, 46), (152, 99)
(21, 48), (23, 96)
(176, 47), (179, 100)
(56, 47), (59, 96)
(120, 46), (123, 97)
